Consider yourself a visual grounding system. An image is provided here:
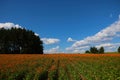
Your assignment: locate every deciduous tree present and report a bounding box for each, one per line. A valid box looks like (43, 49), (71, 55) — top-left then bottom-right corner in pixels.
(99, 47), (104, 54)
(118, 46), (120, 53)
(0, 28), (43, 54)
(90, 47), (98, 54)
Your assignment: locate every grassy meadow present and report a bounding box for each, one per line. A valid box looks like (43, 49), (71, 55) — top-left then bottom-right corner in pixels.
(0, 54), (120, 80)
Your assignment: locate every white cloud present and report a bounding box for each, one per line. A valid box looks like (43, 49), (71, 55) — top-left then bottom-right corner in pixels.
(41, 38), (60, 45)
(96, 43), (119, 48)
(66, 17), (120, 53)
(67, 37), (77, 42)
(66, 45), (89, 53)
(96, 43), (120, 52)
(44, 46), (60, 53)
(66, 45), (89, 51)
(0, 22), (22, 29)
(72, 49), (86, 53)
(34, 33), (39, 36)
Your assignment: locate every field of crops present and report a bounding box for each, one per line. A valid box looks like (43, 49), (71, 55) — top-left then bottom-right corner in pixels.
(0, 54), (120, 80)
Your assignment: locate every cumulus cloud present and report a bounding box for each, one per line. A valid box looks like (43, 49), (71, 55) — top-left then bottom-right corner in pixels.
(44, 46), (60, 53)
(67, 37), (77, 42)
(41, 38), (60, 45)
(66, 45), (89, 53)
(96, 43), (120, 48)
(0, 22), (22, 29)
(66, 17), (120, 53)
(96, 43), (120, 52)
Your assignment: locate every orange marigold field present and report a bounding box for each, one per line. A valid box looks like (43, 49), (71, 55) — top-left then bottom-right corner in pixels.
(0, 54), (120, 80)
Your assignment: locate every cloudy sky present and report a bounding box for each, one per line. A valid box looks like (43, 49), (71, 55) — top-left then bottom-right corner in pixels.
(0, 0), (120, 53)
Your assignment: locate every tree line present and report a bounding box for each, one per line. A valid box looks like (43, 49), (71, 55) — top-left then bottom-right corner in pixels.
(118, 46), (120, 53)
(86, 46), (120, 54)
(85, 47), (104, 54)
(0, 27), (120, 54)
(0, 28), (43, 54)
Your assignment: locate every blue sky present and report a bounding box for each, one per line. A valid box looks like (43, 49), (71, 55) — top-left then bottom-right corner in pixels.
(0, 0), (120, 53)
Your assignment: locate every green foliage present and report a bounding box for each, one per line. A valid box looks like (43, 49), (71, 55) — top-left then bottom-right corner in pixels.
(118, 46), (120, 53)
(90, 47), (98, 54)
(85, 50), (90, 53)
(86, 46), (105, 54)
(99, 47), (104, 53)
(0, 28), (43, 54)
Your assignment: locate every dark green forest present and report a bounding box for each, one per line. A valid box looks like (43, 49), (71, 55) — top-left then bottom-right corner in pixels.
(85, 46), (104, 54)
(0, 28), (43, 54)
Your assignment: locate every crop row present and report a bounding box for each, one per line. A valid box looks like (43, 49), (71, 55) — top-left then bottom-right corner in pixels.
(0, 54), (120, 80)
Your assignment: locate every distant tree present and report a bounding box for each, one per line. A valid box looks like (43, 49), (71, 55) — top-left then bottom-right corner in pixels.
(118, 46), (120, 53)
(99, 47), (104, 54)
(90, 47), (98, 54)
(0, 28), (43, 54)
(85, 50), (90, 53)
